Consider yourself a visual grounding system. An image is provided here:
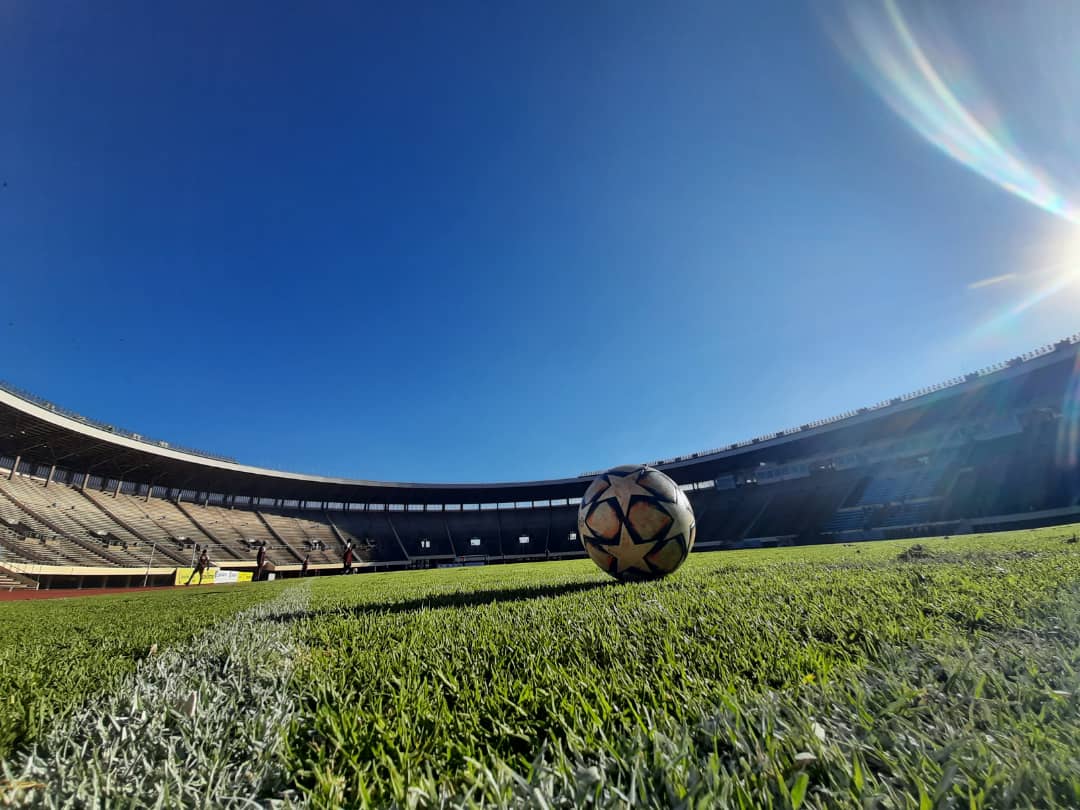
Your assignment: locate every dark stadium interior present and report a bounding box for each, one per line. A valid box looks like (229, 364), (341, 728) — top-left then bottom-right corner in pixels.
(2, 334), (1079, 589)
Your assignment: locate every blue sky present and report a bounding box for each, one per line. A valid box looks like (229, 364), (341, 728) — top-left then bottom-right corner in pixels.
(2, 1), (1078, 482)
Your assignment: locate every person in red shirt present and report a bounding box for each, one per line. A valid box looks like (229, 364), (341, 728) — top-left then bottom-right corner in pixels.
(343, 542), (354, 575)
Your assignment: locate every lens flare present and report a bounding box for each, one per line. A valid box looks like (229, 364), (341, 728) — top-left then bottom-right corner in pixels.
(828, 0), (1080, 225)
(967, 273), (1018, 291)
(971, 261), (1080, 339)
(1057, 351), (1080, 470)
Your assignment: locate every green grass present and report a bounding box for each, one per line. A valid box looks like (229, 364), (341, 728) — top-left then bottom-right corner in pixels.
(285, 527), (1080, 807)
(2, 526), (1079, 808)
(0, 580), (289, 758)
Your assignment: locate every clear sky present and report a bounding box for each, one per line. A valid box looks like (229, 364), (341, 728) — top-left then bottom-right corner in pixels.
(2, 1), (1079, 482)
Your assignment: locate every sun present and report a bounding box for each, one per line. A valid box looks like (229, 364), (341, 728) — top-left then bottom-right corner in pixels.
(968, 227), (1080, 341)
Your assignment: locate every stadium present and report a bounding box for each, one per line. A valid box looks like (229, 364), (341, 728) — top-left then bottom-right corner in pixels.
(2, 335), (1079, 591)
(5, 1), (1080, 806)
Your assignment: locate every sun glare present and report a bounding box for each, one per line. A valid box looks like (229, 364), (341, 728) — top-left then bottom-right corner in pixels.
(969, 229), (1080, 340)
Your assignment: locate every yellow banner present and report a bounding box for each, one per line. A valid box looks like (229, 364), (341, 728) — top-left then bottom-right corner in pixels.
(174, 568), (253, 586)
(217, 570), (253, 584)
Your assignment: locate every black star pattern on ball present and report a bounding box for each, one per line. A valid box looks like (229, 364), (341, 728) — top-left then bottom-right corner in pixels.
(578, 465), (695, 582)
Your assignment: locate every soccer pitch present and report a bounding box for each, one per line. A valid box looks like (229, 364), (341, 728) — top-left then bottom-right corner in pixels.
(2, 529), (1079, 808)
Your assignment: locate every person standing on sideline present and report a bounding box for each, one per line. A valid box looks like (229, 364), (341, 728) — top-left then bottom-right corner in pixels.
(256, 542), (267, 582)
(186, 548), (210, 586)
(301, 554), (310, 577)
(343, 542), (354, 575)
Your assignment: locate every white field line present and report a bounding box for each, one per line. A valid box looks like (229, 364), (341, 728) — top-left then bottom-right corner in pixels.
(2, 583), (311, 808)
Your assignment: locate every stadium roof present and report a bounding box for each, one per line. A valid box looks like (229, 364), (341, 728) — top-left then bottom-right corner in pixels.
(2, 333), (1078, 504)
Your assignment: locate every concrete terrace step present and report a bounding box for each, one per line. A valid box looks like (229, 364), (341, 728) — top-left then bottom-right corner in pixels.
(0, 566), (39, 590)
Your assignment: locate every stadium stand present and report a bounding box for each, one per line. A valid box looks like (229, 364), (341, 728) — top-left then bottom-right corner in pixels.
(259, 510), (341, 565)
(0, 524), (68, 567)
(1, 333), (1080, 588)
(448, 511), (503, 561)
(2, 474), (162, 566)
(81, 488), (218, 563)
(0, 568), (37, 591)
(0, 479), (130, 567)
(387, 511), (457, 561)
(329, 512), (405, 564)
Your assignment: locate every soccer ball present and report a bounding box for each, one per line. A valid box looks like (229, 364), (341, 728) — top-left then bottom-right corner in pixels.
(578, 464), (696, 581)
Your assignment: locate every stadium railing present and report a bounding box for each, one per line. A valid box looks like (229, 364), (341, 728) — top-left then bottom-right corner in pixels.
(0, 380), (237, 464)
(584, 331), (1080, 476)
